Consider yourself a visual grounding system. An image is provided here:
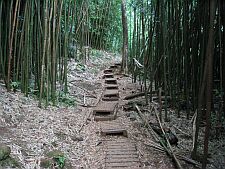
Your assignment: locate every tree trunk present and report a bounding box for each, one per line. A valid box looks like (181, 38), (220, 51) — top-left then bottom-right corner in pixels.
(121, 0), (128, 73)
(202, 0), (216, 168)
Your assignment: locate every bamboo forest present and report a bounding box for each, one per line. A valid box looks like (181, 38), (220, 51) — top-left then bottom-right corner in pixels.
(0, 0), (224, 169)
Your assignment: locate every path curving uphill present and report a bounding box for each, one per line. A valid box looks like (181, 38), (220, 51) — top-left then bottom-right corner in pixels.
(92, 64), (141, 169)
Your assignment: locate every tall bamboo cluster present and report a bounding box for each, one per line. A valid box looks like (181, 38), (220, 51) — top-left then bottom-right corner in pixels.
(0, 1), (122, 107)
(88, 0), (122, 51)
(0, 0), (93, 106)
(128, 0), (224, 167)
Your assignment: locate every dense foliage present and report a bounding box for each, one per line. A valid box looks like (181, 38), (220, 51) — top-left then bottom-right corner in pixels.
(127, 0), (224, 167)
(0, 0), (224, 168)
(0, 0), (122, 107)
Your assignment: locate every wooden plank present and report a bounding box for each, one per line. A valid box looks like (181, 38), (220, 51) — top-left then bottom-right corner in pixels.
(94, 115), (116, 121)
(110, 65), (118, 69)
(101, 121), (123, 128)
(106, 145), (136, 149)
(93, 102), (118, 121)
(106, 154), (138, 159)
(105, 78), (117, 85)
(104, 138), (140, 168)
(101, 125), (125, 130)
(106, 143), (132, 146)
(105, 139), (134, 144)
(105, 85), (119, 90)
(105, 162), (140, 168)
(106, 168), (139, 169)
(104, 89), (119, 96)
(102, 89), (119, 101)
(106, 147), (137, 151)
(102, 97), (119, 101)
(106, 151), (137, 155)
(103, 74), (114, 79)
(105, 166), (140, 169)
(106, 144), (135, 147)
(104, 69), (113, 74)
(93, 102), (118, 115)
(101, 128), (128, 137)
(106, 147), (136, 152)
(105, 158), (139, 163)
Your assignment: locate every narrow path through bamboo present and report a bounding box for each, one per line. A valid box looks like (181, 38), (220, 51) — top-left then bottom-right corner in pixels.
(93, 64), (141, 168)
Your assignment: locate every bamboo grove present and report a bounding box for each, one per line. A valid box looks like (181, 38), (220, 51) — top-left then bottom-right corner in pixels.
(0, 0), (122, 107)
(127, 0), (225, 167)
(1, 0), (224, 168)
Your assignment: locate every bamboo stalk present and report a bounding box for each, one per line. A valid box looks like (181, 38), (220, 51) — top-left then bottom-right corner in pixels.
(39, 0), (48, 107)
(7, 0), (19, 90)
(154, 109), (183, 169)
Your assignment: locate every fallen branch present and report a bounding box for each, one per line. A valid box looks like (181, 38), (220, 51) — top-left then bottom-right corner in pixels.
(133, 58), (144, 68)
(134, 104), (176, 162)
(176, 155), (201, 168)
(124, 92), (145, 100)
(135, 104), (183, 169)
(131, 135), (163, 152)
(114, 73), (131, 77)
(131, 134), (201, 168)
(192, 110), (197, 152)
(134, 104), (160, 142)
(173, 125), (191, 138)
(124, 91), (155, 100)
(154, 109), (183, 169)
(143, 141), (201, 168)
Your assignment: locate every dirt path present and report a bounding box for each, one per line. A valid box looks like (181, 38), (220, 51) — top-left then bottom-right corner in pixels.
(0, 52), (119, 168)
(84, 65), (176, 169)
(0, 51), (195, 169)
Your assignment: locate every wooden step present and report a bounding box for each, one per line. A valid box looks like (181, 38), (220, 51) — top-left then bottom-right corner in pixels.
(102, 89), (119, 101)
(103, 73), (114, 79)
(101, 128), (128, 137)
(94, 115), (116, 121)
(110, 65), (118, 69)
(104, 69), (113, 74)
(93, 102), (118, 121)
(105, 84), (119, 90)
(105, 162), (141, 168)
(105, 78), (117, 85)
(100, 121), (128, 137)
(104, 139), (141, 168)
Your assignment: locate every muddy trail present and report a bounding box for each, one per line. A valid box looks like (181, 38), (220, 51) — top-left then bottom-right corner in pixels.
(0, 51), (209, 169)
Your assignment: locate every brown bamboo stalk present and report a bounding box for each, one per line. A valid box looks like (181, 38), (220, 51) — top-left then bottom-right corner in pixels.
(7, 0), (19, 90)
